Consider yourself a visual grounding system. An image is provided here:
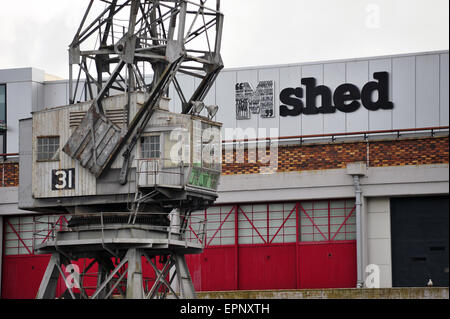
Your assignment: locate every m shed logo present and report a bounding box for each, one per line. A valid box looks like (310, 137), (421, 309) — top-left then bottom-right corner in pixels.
(280, 72), (393, 116)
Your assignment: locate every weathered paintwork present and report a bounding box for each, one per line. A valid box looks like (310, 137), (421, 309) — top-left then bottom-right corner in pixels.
(31, 92), (221, 200)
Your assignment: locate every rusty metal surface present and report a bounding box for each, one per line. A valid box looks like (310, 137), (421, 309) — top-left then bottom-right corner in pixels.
(65, 0), (224, 181)
(63, 104), (123, 177)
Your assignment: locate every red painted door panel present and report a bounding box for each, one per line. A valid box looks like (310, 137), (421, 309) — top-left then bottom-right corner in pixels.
(238, 245), (297, 290)
(187, 247), (236, 291)
(298, 242), (356, 289)
(1, 255), (60, 299)
(2, 242), (356, 297)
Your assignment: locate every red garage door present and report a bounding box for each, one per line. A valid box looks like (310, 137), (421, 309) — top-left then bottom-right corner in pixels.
(186, 199), (357, 291)
(2, 199), (357, 297)
(298, 242), (356, 289)
(238, 244), (297, 290)
(1, 215), (69, 298)
(2, 255), (56, 299)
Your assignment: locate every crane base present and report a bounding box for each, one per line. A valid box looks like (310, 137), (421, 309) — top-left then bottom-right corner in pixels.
(35, 225), (200, 299)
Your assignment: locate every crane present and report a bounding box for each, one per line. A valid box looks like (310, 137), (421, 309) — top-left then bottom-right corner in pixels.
(33, 0), (224, 299)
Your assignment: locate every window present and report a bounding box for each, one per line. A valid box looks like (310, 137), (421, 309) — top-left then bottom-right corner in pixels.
(197, 199), (356, 248)
(4, 214), (68, 255)
(0, 84), (6, 154)
(141, 135), (161, 158)
(37, 136), (60, 161)
(207, 205), (235, 246)
(0, 84), (5, 126)
(299, 199), (356, 242)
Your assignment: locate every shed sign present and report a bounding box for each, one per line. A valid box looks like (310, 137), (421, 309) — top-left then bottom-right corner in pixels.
(235, 72), (393, 120)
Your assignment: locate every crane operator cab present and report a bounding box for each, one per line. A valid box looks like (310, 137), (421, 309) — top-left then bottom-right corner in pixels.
(28, 93), (221, 239)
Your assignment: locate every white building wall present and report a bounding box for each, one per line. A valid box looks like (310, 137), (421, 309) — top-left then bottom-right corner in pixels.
(7, 82), (33, 154)
(38, 51), (450, 140)
(366, 197), (392, 288)
(0, 67), (45, 154)
(44, 81), (68, 108)
(0, 51), (448, 293)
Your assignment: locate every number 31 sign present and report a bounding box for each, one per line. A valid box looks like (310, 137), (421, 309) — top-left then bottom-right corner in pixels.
(52, 168), (75, 190)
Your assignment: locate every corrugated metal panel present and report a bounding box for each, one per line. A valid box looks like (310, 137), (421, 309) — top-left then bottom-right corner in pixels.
(32, 92), (208, 198)
(69, 109), (126, 128)
(346, 60), (370, 132)
(32, 101), (97, 198)
(301, 64), (325, 135)
(215, 71), (237, 135)
(440, 53), (449, 126)
(324, 63), (347, 133)
(33, 95), (143, 198)
(258, 68), (280, 132)
(392, 56), (416, 129)
(369, 59), (392, 131)
(44, 82), (68, 108)
(41, 51), (449, 141)
(416, 54), (440, 127)
(279, 65), (302, 137)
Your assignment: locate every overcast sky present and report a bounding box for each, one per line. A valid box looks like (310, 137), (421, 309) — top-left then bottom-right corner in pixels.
(0, 0), (448, 78)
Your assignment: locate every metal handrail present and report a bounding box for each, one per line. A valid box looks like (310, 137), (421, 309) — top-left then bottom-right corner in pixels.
(135, 158), (220, 190)
(136, 158), (185, 174)
(0, 153), (19, 157)
(33, 217), (69, 244)
(221, 126), (449, 144)
(136, 158), (186, 189)
(63, 211), (207, 247)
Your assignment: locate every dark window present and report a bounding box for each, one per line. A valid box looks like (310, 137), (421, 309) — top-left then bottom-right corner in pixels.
(37, 136), (60, 161)
(0, 84), (5, 125)
(141, 135), (160, 158)
(0, 84), (6, 154)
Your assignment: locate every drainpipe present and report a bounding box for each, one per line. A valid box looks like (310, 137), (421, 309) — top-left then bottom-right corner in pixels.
(346, 162), (367, 288)
(0, 216), (3, 297)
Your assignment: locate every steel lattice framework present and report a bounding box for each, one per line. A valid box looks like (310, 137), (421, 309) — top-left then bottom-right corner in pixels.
(65, 0), (223, 181)
(69, 0), (223, 108)
(33, 1), (224, 300)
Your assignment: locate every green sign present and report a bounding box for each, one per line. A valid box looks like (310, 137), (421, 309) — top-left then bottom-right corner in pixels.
(188, 165), (219, 190)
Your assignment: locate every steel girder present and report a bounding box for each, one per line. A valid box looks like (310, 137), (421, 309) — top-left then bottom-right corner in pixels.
(69, 0), (224, 108)
(36, 249), (196, 299)
(65, 0), (224, 179)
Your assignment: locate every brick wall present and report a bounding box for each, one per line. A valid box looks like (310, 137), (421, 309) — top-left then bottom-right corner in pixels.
(221, 136), (449, 175)
(0, 162), (19, 187)
(0, 136), (447, 186)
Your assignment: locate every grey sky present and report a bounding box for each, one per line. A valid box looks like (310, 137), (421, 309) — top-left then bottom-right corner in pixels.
(0, 0), (448, 78)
